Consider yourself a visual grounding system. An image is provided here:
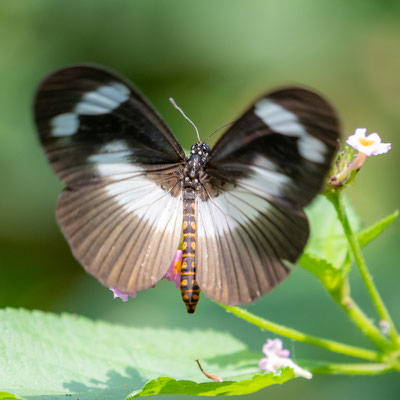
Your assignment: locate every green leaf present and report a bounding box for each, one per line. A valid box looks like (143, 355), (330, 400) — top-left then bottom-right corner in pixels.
(128, 369), (294, 398)
(0, 309), (296, 400)
(358, 210), (399, 248)
(304, 195), (360, 269)
(298, 252), (350, 301)
(298, 252), (345, 291)
(0, 393), (23, 400)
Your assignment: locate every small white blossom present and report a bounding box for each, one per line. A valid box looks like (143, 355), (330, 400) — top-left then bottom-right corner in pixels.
(346, 128), (391, 156)
(258, 339), (312, 380)
(379, 320), (390, 336)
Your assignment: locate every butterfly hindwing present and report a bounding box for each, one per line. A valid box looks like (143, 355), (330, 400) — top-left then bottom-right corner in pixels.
(34, 65), (185, 292)
(196, 87), (340, 304)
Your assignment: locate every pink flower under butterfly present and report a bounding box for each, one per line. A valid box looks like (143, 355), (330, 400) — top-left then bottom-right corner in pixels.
(109, 250), (182, 301)
(163, 249), (183, 288)
(258, 338), (312, 379)
(110, 288), (136, 302)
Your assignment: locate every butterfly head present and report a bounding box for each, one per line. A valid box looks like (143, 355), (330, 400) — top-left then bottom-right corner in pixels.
(190, 142), (210, 163)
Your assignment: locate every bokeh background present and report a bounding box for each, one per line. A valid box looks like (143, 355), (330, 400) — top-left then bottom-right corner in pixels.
(0, 0), (399, 399)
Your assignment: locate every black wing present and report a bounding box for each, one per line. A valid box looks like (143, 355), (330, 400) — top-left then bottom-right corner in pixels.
(196, 87), (340, 305)
(34, 65), (185, 293)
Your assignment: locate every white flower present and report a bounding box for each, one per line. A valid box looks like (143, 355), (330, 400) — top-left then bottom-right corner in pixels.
(258, 339), (312, 380)
(379, 320), (390, 336)
(346, 128), (391, 156)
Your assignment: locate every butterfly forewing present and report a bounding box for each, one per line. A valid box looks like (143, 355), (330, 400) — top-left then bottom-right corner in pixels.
(34, 65), (185, 292)
(196, 87), (340, 304)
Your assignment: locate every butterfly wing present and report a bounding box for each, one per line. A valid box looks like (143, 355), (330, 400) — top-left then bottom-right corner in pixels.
(197, 87), (340, 305)
(34, 65), (185, 293)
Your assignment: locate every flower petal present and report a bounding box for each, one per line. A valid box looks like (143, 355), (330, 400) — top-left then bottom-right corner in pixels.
(163, 250), (182, 288)
(262, 338), (290, 358)
(354, 128), (367, 138)
(371, 142), (391, 155)
(366, 133), (381, 144)
(258, 357), (273, 371)
(110, 288), (136, 302)
(280, 358), (313, 379)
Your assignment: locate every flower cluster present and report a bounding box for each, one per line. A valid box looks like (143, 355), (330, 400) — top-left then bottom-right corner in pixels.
(259, 339), (312, 379)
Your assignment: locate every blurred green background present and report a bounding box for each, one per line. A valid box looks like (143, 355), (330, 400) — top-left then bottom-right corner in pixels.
(0, 0), (399, 398)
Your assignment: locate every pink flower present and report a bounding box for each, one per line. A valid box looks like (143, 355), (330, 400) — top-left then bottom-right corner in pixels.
(163, 250), (182, 289)
(259, 339), (312, 379)
(346, 128), (391, 156)
(109, 250), (183, 301)
(109, 288), (136, 302)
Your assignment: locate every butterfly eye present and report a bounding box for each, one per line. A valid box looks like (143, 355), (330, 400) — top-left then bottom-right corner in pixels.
(202, 144), (210, 153)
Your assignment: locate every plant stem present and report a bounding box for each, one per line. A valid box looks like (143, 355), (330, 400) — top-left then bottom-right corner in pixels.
(219, 304), (380, 361)
(327, 191), (399, 346)
(329, 286), (393, 351)
(311, 362), (390, 375)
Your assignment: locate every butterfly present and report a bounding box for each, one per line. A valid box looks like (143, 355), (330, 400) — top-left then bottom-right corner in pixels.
(34, 64), (340, 313)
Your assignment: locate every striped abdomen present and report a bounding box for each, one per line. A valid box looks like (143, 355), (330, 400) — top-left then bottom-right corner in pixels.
(181, 188), (200, 313)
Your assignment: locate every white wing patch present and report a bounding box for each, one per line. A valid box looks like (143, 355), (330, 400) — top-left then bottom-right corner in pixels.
(239, 155), (291, 198)
(50, 113), (79, 137)
(50, 82), (130, 137)
(100, 163), (181, 231)
(200, 186), (272, 236)
(254, 98), (327, 164)
(88, 140), (132, 163)
(75, 83), (130, 115)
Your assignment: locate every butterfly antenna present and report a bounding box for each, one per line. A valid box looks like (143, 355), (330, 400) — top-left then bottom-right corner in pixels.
(203, 119), (238, 144)
(169, 97), (201, 143)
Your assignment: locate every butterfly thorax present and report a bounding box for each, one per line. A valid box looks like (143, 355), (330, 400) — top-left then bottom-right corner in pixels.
(183, 142), (210, 189)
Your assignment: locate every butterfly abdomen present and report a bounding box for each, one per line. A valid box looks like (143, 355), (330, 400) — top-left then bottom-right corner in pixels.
(181, 188), (200, 313)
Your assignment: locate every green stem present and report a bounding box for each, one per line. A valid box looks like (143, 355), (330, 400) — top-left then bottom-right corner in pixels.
(329, 282), (393, 351)
(311, 362), (390, 375)
(327, 191), (399, 346)
(219, 304), (380, 361)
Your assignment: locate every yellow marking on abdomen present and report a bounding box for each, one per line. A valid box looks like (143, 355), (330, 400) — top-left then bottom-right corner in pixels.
(180, 289), (201, 293)
(182, 253), (195, 258)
